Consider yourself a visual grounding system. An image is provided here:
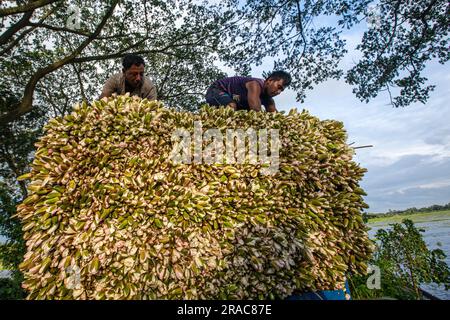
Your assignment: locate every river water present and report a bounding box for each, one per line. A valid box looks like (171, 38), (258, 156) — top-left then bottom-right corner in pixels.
(368, 217), (450, 300)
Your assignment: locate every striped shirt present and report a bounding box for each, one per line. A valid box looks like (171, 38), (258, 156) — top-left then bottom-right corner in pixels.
(99, 73), (157, 100)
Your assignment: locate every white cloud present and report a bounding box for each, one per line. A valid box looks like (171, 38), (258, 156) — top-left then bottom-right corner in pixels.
(387, 179), (450, 195)
(418, 180), (450, 189)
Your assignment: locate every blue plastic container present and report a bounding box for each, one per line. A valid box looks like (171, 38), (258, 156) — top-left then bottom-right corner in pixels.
(285, 281), (351, 300)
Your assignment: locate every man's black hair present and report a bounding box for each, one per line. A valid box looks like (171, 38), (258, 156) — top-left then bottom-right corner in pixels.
(122, 54), (145, 70)
(266, 71), (292, 87)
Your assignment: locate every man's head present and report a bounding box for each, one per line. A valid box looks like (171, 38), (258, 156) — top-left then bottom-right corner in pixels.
(263, 71), (292, 97)
(122, 54), (145, 88)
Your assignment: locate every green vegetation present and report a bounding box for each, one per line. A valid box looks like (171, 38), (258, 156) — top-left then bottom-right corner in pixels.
(368, 210), (450, 224)
(0, 278), (25, 300)
(349, 219), (450, 300)
(365, 202), (450, 220)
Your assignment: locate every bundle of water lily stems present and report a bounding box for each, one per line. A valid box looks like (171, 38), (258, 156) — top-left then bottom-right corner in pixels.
(16, 95), (373, 299)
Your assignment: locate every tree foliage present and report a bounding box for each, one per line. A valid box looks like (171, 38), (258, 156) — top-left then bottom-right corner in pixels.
(349, 219), (449, 300)
(345, 0), (450, 107)
(374, 219), (449, 299)
(365, 202), (450, 220)
(0, 90), (45, 299)
(222, 0), (449, 107)
(0, 0), (232, 126)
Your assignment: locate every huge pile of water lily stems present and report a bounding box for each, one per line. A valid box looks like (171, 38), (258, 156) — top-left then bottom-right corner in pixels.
(16, 95), (373, 299)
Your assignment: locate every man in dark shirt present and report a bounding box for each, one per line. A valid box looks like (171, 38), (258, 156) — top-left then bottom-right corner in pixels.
(205, 71), (291, 112)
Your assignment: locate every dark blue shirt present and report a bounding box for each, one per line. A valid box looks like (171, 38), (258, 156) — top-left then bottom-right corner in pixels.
(212, 76), (272, 110)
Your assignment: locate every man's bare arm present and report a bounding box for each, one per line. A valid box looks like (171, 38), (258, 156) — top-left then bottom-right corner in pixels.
(265, 97), (277, 112)
(245, 81), (262, 112)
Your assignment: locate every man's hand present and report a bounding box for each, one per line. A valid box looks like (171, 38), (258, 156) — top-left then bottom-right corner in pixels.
(265, 98), (277, 112)
(245, 81), (262, 112)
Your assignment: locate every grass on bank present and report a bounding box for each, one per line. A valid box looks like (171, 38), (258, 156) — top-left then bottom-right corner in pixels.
(367, 210), (450, 225)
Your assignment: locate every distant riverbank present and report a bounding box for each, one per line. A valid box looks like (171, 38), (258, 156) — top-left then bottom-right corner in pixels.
(367, 210), (450, 225)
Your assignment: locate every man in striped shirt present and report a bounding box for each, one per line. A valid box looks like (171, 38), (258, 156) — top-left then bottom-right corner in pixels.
(99, 54), (157, 101)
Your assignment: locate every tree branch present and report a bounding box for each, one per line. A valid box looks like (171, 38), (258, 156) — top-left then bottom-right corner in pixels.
(260, 0), (290, 34)
(42, 86), (60, 116)
(156, 59), (176, 98)
(0, 0), (119, 126)
(386, 83), (395, 107)
(295, 0), (308, 59)
(0, 11), (33, 46)
(72, 64), (87, 102)
(0, 128), (28, 199)
(0, 26), (34, 57)
(0, 0), (61, 17)
(0, 3), (60, 56)
(376, 0), (402, 61)
(27, 21), (91, 37)
(70, 27), (220, 64)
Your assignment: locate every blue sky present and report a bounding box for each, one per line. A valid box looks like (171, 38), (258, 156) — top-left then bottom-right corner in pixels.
(294, 62), (449, 213)
(218, 22), (450, 213)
